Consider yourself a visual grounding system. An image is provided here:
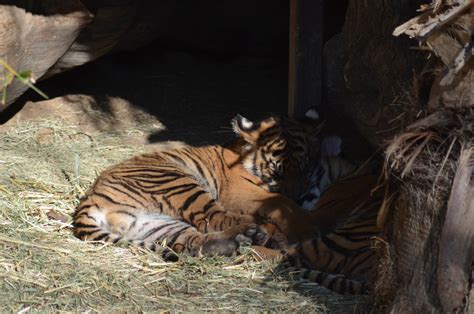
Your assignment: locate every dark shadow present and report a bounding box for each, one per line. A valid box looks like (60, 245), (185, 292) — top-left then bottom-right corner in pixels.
(0, 1), (88, 15)
(29, 39), (289, 145)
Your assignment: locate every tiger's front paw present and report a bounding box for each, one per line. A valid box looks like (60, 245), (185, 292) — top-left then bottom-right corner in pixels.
(201, 238), (239, 257)
(267, 232), (290, 250)
(235, 223), (269, 246)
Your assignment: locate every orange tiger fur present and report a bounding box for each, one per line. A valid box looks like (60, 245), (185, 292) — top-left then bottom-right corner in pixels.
(73, 114), (322, 258)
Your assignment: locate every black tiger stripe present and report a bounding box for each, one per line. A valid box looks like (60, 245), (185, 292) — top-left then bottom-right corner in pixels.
(217, 149), (228, 180)
(333, 231), (378, 241)
(142, 222), (178, 240)
(128, 219), (137, 231)
(76, 229), (101, 239)
(76, 204), (95, 211)
(345, 251), (375, 274)
(258, 125), (279, 142)
(206, 209), (223, 224)
(128, 176), (182, 185)
(94, 192), (130, 206)
(240, 176), (261, 187)
(208, 171), (219, 196)
(101, 181), (147, 208)
(73, 222), (97, 229)
(202, 199), (216, 213)
(105, 178), (146, 196)
(321, 236), (364, 257)
(115, 210), (137, 218)
(152, 183), (198, 196)
(337, 222), (378, 232)
(167, 184), (199, 197)
(177, 190), (207, 213)
(74, 212), (97, 221)
(164, 225), (193, 247)
(186, 233), (201, 247)
(187, 200), (215, 222)
(321, 247), (336, 270)
(332, 256), (349, 274)
(252, 151), (258, 175)
(114, 168), (176, 175)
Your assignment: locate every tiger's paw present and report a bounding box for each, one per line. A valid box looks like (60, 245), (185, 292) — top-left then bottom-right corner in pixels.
(267, 232), (290, 250)
(201, 238), (239, 257)
(236, 223), (269, 246)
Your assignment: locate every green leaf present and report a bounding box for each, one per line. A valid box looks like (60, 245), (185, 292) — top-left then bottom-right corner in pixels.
(18, 70), (32, 80)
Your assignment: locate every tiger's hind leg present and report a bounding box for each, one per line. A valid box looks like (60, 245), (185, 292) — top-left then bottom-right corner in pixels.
(73, 202), (262, 258)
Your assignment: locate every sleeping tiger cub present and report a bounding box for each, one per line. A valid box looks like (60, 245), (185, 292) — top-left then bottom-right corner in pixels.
(270, 169), (384, 295)
(296, 135), (357, 210)
(73, 110), (324, 259)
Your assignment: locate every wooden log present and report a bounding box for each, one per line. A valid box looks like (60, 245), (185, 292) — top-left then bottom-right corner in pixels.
(44, 0), (138, 78)
(0, 1), (92, 111)
(288, 0), (323, 118)
(437, 147), (474, 312)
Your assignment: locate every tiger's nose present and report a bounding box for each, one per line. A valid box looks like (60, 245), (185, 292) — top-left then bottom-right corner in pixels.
(268, 184), (279, 193)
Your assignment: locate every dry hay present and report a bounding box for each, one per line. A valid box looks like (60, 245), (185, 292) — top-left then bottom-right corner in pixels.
(0, 119), (367, 312)
(373, 108), (473, 312)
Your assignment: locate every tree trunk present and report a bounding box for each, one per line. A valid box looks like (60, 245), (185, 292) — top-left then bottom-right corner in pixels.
(341, 0), (425, 146)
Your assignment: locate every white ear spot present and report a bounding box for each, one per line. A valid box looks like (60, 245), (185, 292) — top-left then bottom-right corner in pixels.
(240, 117), (254, 130)
(305, 109), (319, 121)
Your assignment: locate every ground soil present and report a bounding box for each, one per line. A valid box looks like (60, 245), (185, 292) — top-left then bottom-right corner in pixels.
(5, 43), (373, 161)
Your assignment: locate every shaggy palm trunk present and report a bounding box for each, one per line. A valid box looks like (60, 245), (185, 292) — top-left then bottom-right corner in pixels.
(341, 1), (474, 312)
(341, 0), (425, 146)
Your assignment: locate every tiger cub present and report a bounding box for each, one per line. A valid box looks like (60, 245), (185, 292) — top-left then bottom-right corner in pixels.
(73, 111), (324, 258)
(277, 170), (384, 294)
(297, 135), (357, 210)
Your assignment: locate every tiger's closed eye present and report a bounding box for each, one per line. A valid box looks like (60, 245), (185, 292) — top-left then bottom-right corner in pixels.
(272, 149), (285, 157)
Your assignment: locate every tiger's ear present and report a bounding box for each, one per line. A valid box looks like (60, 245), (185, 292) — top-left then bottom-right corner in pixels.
(303, 108), (324, 145)
(305, 108), (320, 121)
(304, 108), (323, 131)
(231, 114), (278, 144)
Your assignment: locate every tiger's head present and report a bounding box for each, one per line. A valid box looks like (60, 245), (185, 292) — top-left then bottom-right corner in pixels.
(231, 109), (323, 201)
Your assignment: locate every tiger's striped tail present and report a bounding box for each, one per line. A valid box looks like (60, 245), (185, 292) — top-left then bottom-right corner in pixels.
(287, 266), (367, 295)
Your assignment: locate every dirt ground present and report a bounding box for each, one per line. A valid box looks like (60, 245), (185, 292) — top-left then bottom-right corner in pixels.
(0, 44), (374, 312)
(5, 43), (373, 160)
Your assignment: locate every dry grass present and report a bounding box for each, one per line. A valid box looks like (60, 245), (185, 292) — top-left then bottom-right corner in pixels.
(0, 120), (365, 312)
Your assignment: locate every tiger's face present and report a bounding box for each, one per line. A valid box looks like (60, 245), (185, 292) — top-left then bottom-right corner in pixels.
(231, 109), (323, 201)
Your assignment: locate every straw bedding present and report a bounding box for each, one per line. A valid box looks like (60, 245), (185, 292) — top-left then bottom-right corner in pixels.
(0, 119), (366, 312)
